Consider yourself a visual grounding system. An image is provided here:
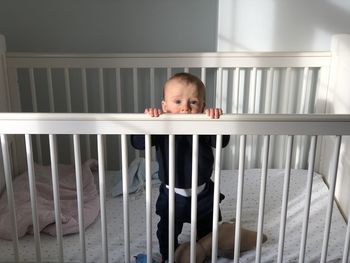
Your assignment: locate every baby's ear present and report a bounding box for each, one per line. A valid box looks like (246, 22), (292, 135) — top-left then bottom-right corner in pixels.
(161, 100), (167, 112)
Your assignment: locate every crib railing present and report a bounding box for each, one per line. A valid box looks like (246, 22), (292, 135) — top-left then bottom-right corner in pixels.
(1, 113), (350, 263)
(3, 51), (333, 172)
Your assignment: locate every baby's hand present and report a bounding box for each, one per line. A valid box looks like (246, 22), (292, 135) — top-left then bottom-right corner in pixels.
(144, 108), (163, 117)
(204, 108), (223, 119)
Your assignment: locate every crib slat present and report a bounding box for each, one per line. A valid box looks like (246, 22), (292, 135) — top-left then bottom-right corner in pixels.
(25, 134), (42, 263)
(121, 134), (130, 263)
(287, 69), (296, 114)
(98, 69), (108, 168)
(255, 69), (262, 114)
(115, 68), (122, 113)
(73, 134), (87, 263)
(81, 68), (92, 160)
(46, 68), (55, 112)
(115, 68), (122, 169)
(211, 135), (223, 262)
(321, 135), (342, 263)
(269, 75), (279, 172)
(215, 67), (223, 108)
(29, 68), (43, 164)
(238, 70), (245, 114)
(81, 68), (89, 112)
(0, 134), (20, 262)
(97, 135), (108, 263)
(264, 68), (274, 114)
(190, 135), (199, 263)
(167, 67), (172, 79)
(168, 134), (175, 263)
(256, 135), (270, 263)
(234, 135), (246, 263)
(248, 68), (257, 114)
(29, 68), (38, 112)
(299, 67), (309, 114)
(221, 69), (228, 113)
(270, 69), (279, 114)
(281, 67), (291, 114)
(294, 68), (310, 169)
(145, 135), (152, 263)
(232, 67), (240, 113)
(249, 69), (260, 168)
(64, 68), (75, 165)
(184, 67), (189, 73)
(133, 68), (139, 113)
(49, 134), (64, 262)
(64, 68), (72, 113)
(133, 68), (140, 159)
(277, 135), (294, 263)
(299, 135), (317, 263)
(98, 68), (105, 113)
(200, 68), (206, 85)
(150, 68), (155, 108)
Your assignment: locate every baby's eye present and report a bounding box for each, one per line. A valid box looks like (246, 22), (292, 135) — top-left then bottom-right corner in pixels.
(174, 100), (181, 104)
(190, 100), (198, 105)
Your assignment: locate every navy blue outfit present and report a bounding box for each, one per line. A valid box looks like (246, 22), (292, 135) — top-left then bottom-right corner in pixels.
(131, 135), (230, 260)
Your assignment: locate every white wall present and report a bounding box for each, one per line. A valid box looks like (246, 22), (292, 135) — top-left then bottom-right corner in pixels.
(218, 0), (350, 51)
(0, 0), (218, 53)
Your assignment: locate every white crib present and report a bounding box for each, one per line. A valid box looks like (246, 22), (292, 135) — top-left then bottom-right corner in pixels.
(1, 34), (350, 262)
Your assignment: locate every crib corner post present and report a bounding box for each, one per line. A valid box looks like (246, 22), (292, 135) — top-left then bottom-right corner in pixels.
(329, 34), (350, 113)
(0, 34), (10, 112)
(329, 34), (350, 223)
(331, 34), (350, 54)
(0, 35), (5, 53)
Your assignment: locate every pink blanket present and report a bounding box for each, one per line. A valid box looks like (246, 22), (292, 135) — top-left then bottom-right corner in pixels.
(0, 159), (100, 240)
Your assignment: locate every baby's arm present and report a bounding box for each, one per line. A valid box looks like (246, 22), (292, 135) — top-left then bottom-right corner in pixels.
(144, 108), (163, 117)
(204, 108), (223, 119)
(144, 107), (224, 119)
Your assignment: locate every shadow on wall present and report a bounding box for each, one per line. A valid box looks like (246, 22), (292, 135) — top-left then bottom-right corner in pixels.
(218, 0), (350, 51)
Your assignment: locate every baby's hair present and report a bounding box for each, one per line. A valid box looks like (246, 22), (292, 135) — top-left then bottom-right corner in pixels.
(164, 72), (206, 100)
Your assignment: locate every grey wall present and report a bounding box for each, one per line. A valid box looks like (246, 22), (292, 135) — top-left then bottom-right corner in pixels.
(0, 0), (218, 53)
(218, 0), (350, 51)
(3, 0), (350, 53)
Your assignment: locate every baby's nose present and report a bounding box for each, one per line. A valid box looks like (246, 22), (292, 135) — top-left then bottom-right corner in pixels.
(181, 103), (190, 113)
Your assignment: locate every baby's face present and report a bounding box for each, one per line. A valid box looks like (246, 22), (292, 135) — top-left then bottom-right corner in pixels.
(161, 79), (205, 114)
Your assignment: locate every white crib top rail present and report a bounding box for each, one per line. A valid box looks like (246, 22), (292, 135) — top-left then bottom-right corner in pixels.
(0, 113), (350, 135)
(6, 52), (332, 68)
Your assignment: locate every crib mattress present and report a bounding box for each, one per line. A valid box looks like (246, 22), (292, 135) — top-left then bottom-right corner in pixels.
(0, 169), (347, 262)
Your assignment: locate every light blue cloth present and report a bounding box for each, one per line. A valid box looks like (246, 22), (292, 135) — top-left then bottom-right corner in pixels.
(133, 253), (160, 263)
(112, 158), (159, 197)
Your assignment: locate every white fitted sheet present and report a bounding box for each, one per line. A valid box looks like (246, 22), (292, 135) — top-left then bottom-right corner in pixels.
(0, 169), (347, 262)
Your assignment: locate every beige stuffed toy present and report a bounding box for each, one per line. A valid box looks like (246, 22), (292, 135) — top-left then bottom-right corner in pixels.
(174, 222), (267, 263)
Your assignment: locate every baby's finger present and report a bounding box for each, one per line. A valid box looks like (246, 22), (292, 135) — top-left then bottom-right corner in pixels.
(205, 108), (223, 119)
(204, 108), (212, 118)
(208, 108), (216, 119)
(154, 109), (162, 117)
(214, 108), (223, 119)
(144, 108), (162, 117)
